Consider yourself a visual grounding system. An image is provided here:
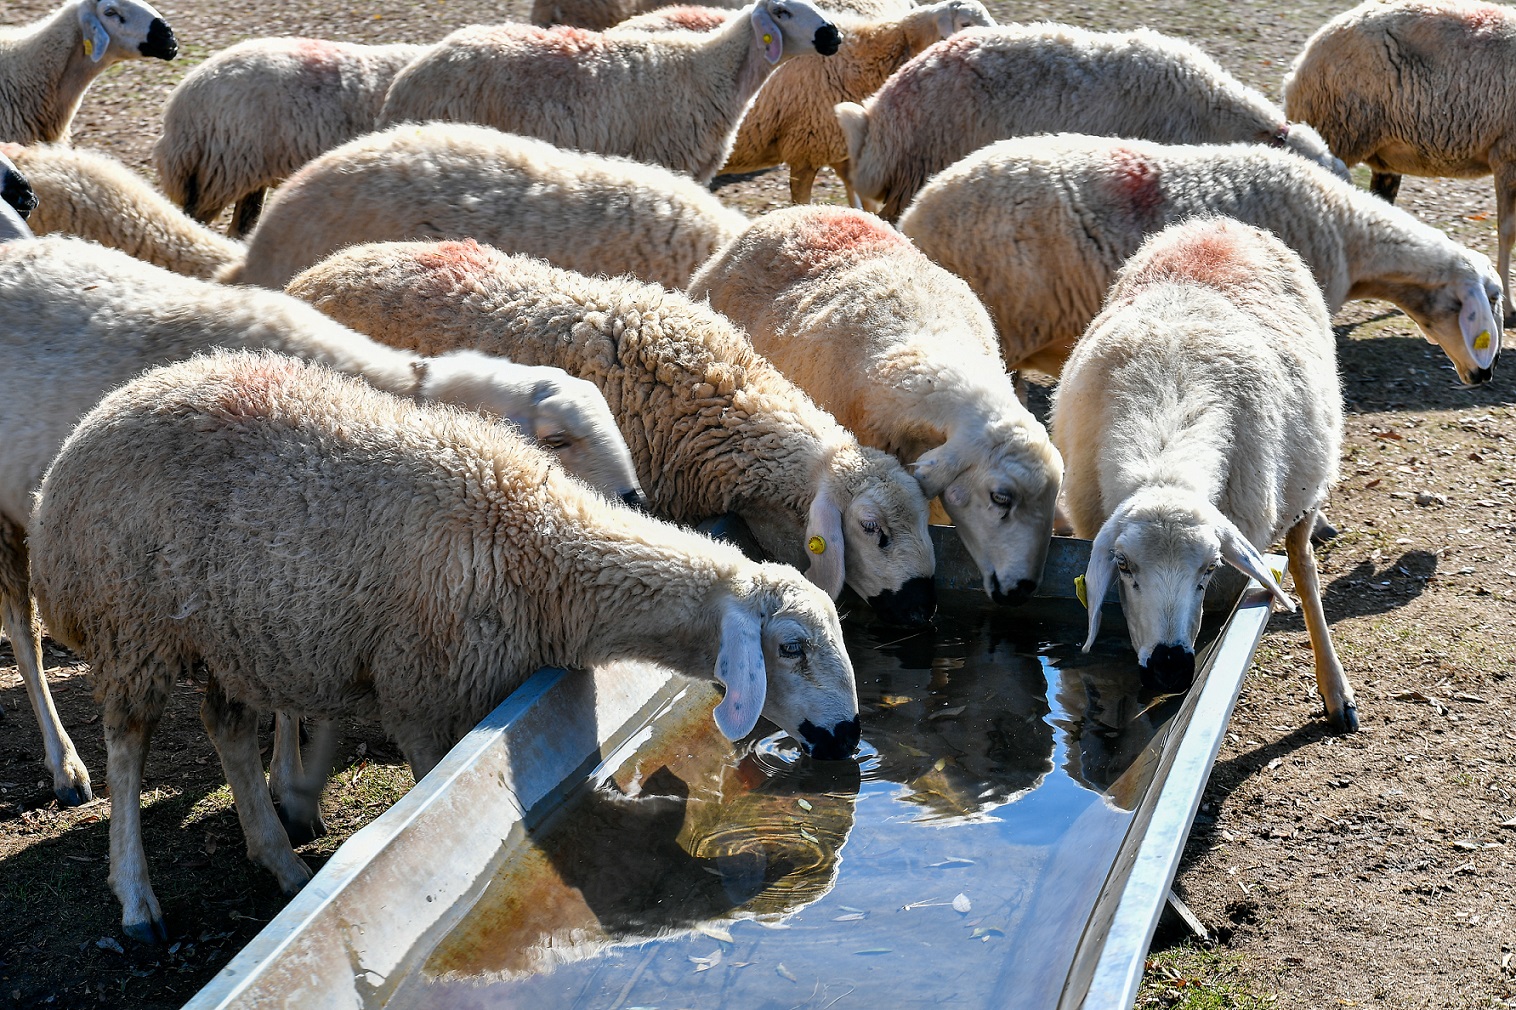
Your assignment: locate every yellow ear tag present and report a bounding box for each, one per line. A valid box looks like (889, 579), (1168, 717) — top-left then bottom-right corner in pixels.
(82, 38), (94, 57)
(1074, 574), (1088, 609)
(1475, 330), (1492, 351)
(763, 32), (773, 43)
(1269, 565), (1285, 585)
(807, 535), (826, 555)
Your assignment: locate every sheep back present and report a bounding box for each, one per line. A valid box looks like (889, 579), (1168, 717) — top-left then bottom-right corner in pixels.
(235, 123), (747, 290)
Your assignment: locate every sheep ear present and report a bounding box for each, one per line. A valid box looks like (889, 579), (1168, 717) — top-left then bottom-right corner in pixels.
(804, 482), (847, 599)
(1081, 517), (1119, 652)
(77, 4), (110, 62)
(713, 593), (766, 740)
(910, 441), (966, 499)
(1457, 279), (1500, 371)
(835, 102), (869, 168)
(751, 5), (784, 64)
(1216, 515), (1295, 612)
(933, 3), (960, 39)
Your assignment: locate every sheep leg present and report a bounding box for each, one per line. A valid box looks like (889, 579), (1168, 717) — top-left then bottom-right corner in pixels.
(103, 674), (170, 944)
(267, 713), (330, 844)
(229, 189), (265, 240)
(1494, 161), (1516, 325)
(836, 163), (864, 211)
(201, 677), (313, 895)
(788, 165), (818, 206)
(2, 593), (92, 805)
(1285, 514), (1357, 733)
(1368, 171), (1401, 204)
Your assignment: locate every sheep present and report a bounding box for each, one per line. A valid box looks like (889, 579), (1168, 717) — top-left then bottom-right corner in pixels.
(1051, 216), (1356, 733)
(28, 347), (862, 943)
(898, 135), (1503, 387)
(687, 205), (1061, 603)
(0, 235), (644, 809)
(225, 123), (748, 291)
(376, 0), (844, 185)
(1283, 0), (1516, 323)
(0, 142), (243, 279)
(833, 23), (1349, 222)
(0, 0), (177, 144)
(154, 37), (428, 238)
(0, 148), (34, 219)
(540, 0), (907, 32)
(719, 0), (993, 206)
(284, 238), (939, 626)
(610, 5), (737, 32)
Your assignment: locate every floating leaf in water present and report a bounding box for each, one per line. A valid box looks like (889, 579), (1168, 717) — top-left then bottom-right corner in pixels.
(952, 893), (972, 914)
(878, 694), (915, 707)
(797, 798), (813, 811)
(755, 919), (792, 930)
(928, 857), (975, 869)
(839, 905), (866, 913)
(898, 743), (930, 758)
(854, 948), (893, 956)
(970, 927), (1005, 940)
(902, 896), (944, 911)
(697, 922), (734, 944)
(799, 828), (819, 843)
(777, 963), (798, 982)
(689, 950), (722, 972)
(929, 705), (966, 720)
(833, 912), (867, 921)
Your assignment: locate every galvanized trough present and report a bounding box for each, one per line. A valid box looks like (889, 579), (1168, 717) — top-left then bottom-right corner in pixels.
(184, 527), (1277, 1010)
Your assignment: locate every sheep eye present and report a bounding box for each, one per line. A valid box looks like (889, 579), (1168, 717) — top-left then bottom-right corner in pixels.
(539, 434), (569, 450)
(779, 641), (804, 659)
(104, 5), (119, 16)
(775, 8), (791, 17)
(1115, 555), (1131, 574)
(990, 490), (1014, 508)
(861, 519), (879, 535)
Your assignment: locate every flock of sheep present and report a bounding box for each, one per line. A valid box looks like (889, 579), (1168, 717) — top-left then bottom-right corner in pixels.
(0, 0), (1507, 948)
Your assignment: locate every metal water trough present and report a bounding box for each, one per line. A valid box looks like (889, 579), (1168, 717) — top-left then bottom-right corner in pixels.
(183, 527), (1277, 1010)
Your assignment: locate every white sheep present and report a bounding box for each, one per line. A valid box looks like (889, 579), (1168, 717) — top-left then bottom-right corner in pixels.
(833, 23), (1349, 221)
(0, 142), (243, 279)
(720, 0), (992, 206)
(154, 37), (428, 238)
(541, 0), (908, 31)
(285, 238), (940, 626)
(0, 235), (643, 809)
(687, 205), (1062, 603)
(0, 0), (178, 144)
(1283, 0), (1516, 322)
(29, 348), (862, 942)
(376, 0), (844, 185)
(225, 123), (748, 291)
(898, 134), (1503, 387)
(609, 5), (737, 32)
(1052, 216), (1356, 732)
(0, 147), (34, 219)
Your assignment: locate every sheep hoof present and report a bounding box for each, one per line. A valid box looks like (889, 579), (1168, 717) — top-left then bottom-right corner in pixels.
(276, 803), (328, 846)
(1328, 700), (1360, 734)
(123, 916), (169, 946)
(1310, 517), (1339, 545)
(54, 780), (93, 808)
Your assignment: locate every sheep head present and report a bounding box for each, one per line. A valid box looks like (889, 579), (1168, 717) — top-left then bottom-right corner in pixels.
(751, 0), (840, 65)
(77, 0), (178, 64)
(807, 445), (935, 627)
(1081, 493), (1291, 693)
(712, 564), (860, 761)
(1371, 257), (1503, 387)
(912, 422), (1062, 606)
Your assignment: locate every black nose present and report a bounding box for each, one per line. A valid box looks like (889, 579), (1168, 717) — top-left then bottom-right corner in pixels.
(1468, 365), (1494, 385)
(1, 173), (34, 220)
(799, 716), (861, 761)
(990, 577), (1037, 606)
(141, 19), (178, 60)
(813, 23), (841, 56)
(1142, 644), (1196, 694)
(620, 489), (644, 510)
(868, 576), (935, 627)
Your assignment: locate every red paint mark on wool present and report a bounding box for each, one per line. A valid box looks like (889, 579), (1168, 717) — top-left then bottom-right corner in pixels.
(1130, 229), (1253, 291)
(1459, 2), (1510, 32)
(788, 209), (909, 272)
(648, 6), (731, 30)
(409, 240), (496, 296)
(289, 38), (345, 86)
(208, 356), (308, 423)
(1107, 147), (1164, 217)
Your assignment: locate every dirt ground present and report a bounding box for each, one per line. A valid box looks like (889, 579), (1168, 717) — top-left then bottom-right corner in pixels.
(1, 0), (1514, 1006)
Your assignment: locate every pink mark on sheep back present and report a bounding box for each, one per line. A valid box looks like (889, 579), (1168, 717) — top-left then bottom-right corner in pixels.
(645, 7), (731, 30)
(788, 210), (910, 271)
(289, 38), (346, 86)
(205, 356), (311, 423)
(1129, 229), (1254, 291)
(409, 239), (497, 295)
(1106, 148), (1164, 217)
(1453, 1), (1511, 32)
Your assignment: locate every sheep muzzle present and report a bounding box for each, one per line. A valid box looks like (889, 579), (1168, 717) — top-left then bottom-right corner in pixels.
(798, 716), (861, 761)
(140, 19), (178, 60)
(813, 24), (841, 56)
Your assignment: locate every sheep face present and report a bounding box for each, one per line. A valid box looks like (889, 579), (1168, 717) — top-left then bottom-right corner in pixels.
(1379, 267), (1503, 386)
(806, 450), (936, 626)
(1081, 496), (1292, 693)
(0, 153), (35, 221)
(914, 432), (1062, 605)
(752, 0), (841, 64)
(417, 351), (646, 505)
(713, 566), (860, 761)
(77, 0), (178, 63)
